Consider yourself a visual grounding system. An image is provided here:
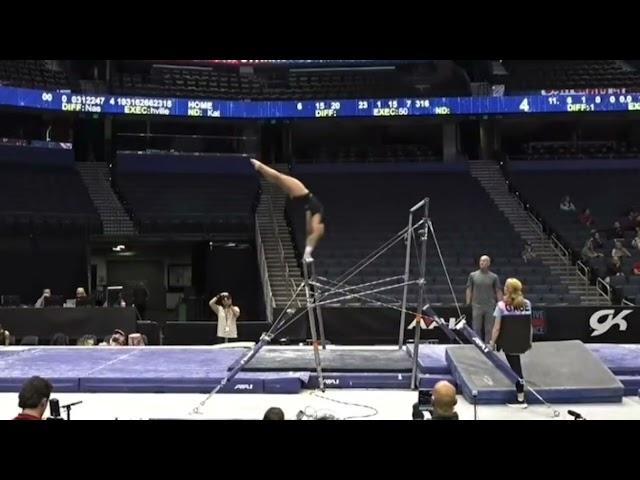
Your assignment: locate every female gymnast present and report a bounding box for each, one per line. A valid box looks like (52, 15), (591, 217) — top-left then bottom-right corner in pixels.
(251, 158), (325, 263)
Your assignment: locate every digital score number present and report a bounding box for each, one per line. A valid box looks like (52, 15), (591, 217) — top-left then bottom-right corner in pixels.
(315, 101), (341, 117)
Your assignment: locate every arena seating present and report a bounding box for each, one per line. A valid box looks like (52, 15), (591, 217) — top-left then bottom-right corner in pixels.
(296, 144), (439, 164)
(0, 164), (101, 235)
(112, 65), (424, 100)
(0, 60), (71, 90)
(504, 60), (640, 93)
(113, 152), (259, 237)
(509, 166), (640, 303)
(507, 141), (640, 161)
(108, 60), (476, 100)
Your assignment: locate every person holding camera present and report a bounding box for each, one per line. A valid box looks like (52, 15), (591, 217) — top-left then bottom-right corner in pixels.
(414, 381), (459, 420)
(0, 324), (10, 346)
(430, 381), (459, 420)
(35, 288), (52, 308)
(209, 292), (241, 343)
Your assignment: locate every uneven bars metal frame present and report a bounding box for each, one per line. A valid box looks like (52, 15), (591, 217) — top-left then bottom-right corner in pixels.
(189, 199), (461, 414)
(334, 219), (425, 288)
(399, 198), (430, 348)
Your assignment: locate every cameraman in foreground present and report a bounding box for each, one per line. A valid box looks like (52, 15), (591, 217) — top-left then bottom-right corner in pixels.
(13, 376), (53, 420)
(415, 380), (459, 420)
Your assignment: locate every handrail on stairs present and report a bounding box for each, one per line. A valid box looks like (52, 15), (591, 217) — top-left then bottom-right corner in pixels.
(255, 215), (275, 323)
(483, 160), (615, 303)
(549, 234), (570, 265)
(576, 260), (590, 285)
(487, 160), (577, 268)
(266, 189), (302, 308)
(596, 277), (612, 301)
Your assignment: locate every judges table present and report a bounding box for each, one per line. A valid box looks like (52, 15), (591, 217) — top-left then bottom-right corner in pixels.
(0, 306), (138, 342)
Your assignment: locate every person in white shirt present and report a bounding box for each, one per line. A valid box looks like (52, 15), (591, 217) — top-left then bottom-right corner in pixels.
(611, 240), (631, 260)
(34, 288), (51, 308)
(209, 292), (241, 343)
(0, 324), (10, 346)
(559, 195), (576, 212)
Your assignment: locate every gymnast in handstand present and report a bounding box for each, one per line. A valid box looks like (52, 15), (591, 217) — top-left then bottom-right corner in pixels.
(251, 158), (325, 263)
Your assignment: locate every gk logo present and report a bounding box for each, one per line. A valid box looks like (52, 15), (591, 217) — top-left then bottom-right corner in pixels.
(589, 310), (631, 337)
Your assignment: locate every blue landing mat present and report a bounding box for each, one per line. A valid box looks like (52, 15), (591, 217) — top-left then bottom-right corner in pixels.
(617, 376), (640, 396)
(413, 345), (450, 374)
(307, 372), (415, 389)
(0, 348), (307, 394)
(238, 347), (413, 372)
(587, 344), (640, 375)
(446, 340), (624, 405)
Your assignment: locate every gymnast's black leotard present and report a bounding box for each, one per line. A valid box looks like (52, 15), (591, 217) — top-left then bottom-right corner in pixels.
(292, 192), (325, 222)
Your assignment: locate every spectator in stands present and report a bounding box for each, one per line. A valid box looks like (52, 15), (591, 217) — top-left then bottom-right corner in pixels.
(34, 288), (51, 308)
(50, 333), (69, 345)
(109, 329), (127, 346)
(559, 195), (576, 212)
(606, 257), (625, 283)
(632, 227), (640, 250)
(429, 381), (459, 420)
(127, 333), (145, 346)
(466, 256), (502, 343)
(76, 287), (87, 300)
(624, 210), (638, 230)
(209, 292), (241, 343)
(581, 238), (604, 261)
(74, 287), (89, 307)
(251, 158), (325, 263)
(609, 221), (625, 240)
(0, 324), (10, 346)
(632, 261), (640, 276)
(77, 335), (97, 346)
(521, 242), (536, 263)
(611, 240), (631, 260)
(578, 208), (594, 227)
(132, 282), (149, 320)
(263, 407), (285, 420)
(114, 292), (127, 308)
(591, 230), (604, 250)
(13, 376), (53, 420)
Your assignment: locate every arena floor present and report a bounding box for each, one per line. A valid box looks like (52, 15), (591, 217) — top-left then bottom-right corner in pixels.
(2, 389), (640, 420)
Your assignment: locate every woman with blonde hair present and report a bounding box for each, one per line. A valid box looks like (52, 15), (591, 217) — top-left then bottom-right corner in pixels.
(489, 277), (532, 407)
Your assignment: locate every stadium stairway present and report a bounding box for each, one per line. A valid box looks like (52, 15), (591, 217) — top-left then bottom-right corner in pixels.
(77, 162), (137, 237)
(469, 160), (608, 306)
(255, 164), (305, 307)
